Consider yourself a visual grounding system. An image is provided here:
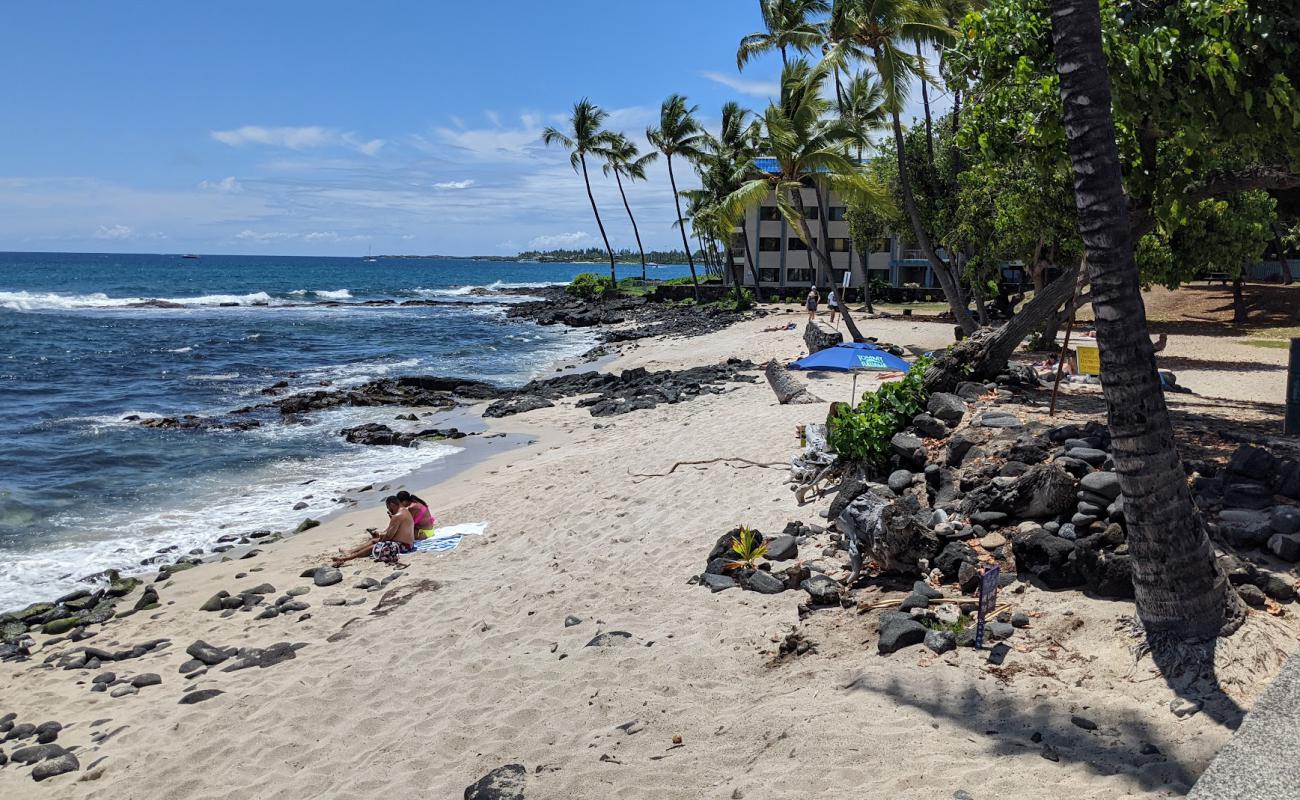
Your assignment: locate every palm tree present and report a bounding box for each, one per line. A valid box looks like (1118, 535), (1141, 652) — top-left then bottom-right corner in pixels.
(1048, 0), (1242, 639)
(837, 0), (978, 333)
(738, 0), (830, 70)
(601, 134), (659, 283)
(542, 100), (620, 292)
(719, 60), (891, 291)
(647, 95), (707, 301)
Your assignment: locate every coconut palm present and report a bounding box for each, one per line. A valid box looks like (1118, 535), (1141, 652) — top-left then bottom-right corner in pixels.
(737, 0), (830, 70)
(542, 100), (621, 292)
(835, 0), (977, 333)
(647, 94), (707, 301)
(719, 60), (891, 290)
(600, 134), (659, 283)
(1048, 0), (1242, 639)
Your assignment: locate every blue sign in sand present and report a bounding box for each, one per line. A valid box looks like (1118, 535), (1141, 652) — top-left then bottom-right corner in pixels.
(974, 565), (1001, 649)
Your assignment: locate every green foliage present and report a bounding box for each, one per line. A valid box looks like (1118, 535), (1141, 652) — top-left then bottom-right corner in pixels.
(826, 356), (932, 468)
(517, 247), (692, 264)
(1140, 191), (1277, 288)
(566, 272), (612, 301)
(920, 612), (973, 636)
(726, 525), (769, 570)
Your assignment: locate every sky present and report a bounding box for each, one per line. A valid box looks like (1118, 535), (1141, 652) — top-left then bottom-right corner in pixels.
(0, 1), (943, 257)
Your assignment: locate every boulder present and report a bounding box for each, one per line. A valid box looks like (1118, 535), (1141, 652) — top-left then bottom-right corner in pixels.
(1267, 534), (1300, 563)
(1011, 465), (1079, 519)
(185, 640), (234, 667)
(935, 541), (978, 581)
(1223, 481), (1274, 510)
(1217, 509), (1273, 548)
(887, 470), (914, 494)
(1080, 471), (1122, 501)
(464, 763), (527, 800)
(974, 410), (1022, 429)
(1065, 447), (1107, 466)
(482, 395), (555, 419)
(924, 630), (956, 654)
(911, 413), (948, 439)
(1227, 445), (1277, 481)
(32, 752), (79, 781)
(313, 567), (343, 587)
(878, 613), (927, 654)
(1012, 530), (1083, 589)
(764, 534), (797, 562)
(741, 570), (786, 595)
(926, 393), (967, 425)
(1236, 583), (1267, 608)
(800, 575), (841, 606)
(1271, 506), (1300, 535)
(699, 573), (737, 593)
(890, 432), (926, 470)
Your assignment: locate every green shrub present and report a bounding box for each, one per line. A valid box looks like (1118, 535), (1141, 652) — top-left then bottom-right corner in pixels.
(826, 356), (932, 468)
(566, 272), (612, 300)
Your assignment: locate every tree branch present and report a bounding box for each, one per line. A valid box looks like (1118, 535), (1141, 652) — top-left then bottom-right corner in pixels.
(1131, 167), (1300, 238)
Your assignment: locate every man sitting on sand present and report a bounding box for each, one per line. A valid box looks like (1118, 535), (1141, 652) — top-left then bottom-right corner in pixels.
(334, 496), (414, 567)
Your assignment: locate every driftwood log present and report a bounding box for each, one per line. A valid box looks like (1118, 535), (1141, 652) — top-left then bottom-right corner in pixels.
(765, 359), (823, 405)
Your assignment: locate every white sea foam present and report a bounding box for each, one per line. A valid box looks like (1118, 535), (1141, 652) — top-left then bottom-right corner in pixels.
(189, 373), (241, 382)
(288, 288), (352, 300)
(166, 346), (194, 353)
(0, 290), (276, 311)
(0, 407), (462, 611)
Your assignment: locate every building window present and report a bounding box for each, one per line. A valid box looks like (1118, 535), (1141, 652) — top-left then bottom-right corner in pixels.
(829, 238), (851, 253)
(828, 206), (847, 221)
(787, 237), (816, 251)
(786, 268), (813, 283)
(803, 205), (820, 220)
(758, 206), (781, 221)
(758, 237), (782, 252)
(759, 268), (780, 283)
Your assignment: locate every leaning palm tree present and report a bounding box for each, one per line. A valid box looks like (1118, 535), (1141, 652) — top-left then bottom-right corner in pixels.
(542, 99), (620, 292)
(601, 134), (659, 282)
(719, 59), (891, 290)
(647, 94), (707, 301)
(837, 0), (977, 333)
(1048, 0), (1241, 639)
(738, 0), (830, 70)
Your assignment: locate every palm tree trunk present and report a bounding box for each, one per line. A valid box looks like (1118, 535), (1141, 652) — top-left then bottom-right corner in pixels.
(580, 153), (618, 295)
(791, 186), (833, 287)
(1232, 274), (1247, 323)
(889, 106), (978, 334)
(740, 218), (763, 301)
(1049, 0), (1242, 639)
(666, 155), (700, 301)
(813, 182), (835, 287)
(916, 40), (935, 168)
(613, 170), (649, 283)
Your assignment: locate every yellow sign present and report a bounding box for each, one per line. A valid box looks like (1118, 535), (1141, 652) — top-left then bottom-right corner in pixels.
(1076, 345), (1101, 375)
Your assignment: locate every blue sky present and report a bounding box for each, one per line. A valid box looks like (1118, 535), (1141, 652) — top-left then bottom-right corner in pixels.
(0, 1), (942, 256)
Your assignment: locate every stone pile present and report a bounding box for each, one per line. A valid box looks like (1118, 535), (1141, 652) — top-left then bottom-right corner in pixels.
(1, 712), (79, 782)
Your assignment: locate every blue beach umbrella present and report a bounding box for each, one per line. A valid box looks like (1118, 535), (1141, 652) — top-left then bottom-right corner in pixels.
(789, 343), (911, 401)
(789, 343), (911, 373)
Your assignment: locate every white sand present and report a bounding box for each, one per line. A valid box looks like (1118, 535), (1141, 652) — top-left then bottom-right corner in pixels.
(1, 311), (1294, 799)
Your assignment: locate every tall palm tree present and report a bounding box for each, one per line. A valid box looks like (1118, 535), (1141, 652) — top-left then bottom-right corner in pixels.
(719, 60), (891, 290)
(738, 0), (830, 70)
(1048, 0), (1241, 639)
(647, 94), (707, 301)
(837, 0), (978, 333)
(601, 134), (659, 283)
(542, 100), (620, 292)
(685, 102), (767, 305)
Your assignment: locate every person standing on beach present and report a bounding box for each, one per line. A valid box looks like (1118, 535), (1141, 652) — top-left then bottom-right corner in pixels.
(827, 287), (839, 325)
(805, 286), (819, 322)
(333, 496), (414, 566)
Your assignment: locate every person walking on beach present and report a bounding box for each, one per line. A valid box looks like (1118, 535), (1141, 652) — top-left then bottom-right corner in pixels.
(397, 490), (436, 539)
(827, 287), (839, 325)
(333, 496), (414, 566)
(805, 286), (820, 322)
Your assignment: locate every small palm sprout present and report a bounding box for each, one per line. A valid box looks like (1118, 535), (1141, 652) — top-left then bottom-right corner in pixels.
(725, 525), (769, 570)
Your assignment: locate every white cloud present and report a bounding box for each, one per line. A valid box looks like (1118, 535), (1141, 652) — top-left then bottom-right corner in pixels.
(235, 229), (367, 243)
(213, 126), (384, 155)
(528, 231), (593, 248)
(94, 224), (134, 240)
(235, 229), (297, 241)
(434, 179), (475, 190)
(212, 126), (332, 149)
(701, 70), (779, 98)
(198, 176), (243, 193)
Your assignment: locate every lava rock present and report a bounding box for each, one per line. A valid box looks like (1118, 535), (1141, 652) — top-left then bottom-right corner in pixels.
(10, 743), (67, 764)
(185, 640), (234, 666)
(483, 395), (555, 418)
(887, 470), (914, 494)
(912, 413), (948, 439)
(927, 393), (967, 425)
(32, 752), (79, 781)
(741, 570), (786, 595)
(1236, 583), (1267, 608)
(1012, 530), (1082, 589)
(464, 763), (527, 800)
(801, 575), (842, 606)
(131, 673), (162, 688)
(1267, 533), (1300, 562)
(878, 613), (928, 654)
(179, 689), (225, 705)
(923, 629), (956, 654)
(764, 534), (798, 562)
(699, 573), (737, 592)
(313, 567), (343, 587)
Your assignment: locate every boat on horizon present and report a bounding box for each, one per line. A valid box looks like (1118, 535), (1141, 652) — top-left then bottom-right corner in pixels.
(362, 246), (378, 263)
(181, 254), (200, 260)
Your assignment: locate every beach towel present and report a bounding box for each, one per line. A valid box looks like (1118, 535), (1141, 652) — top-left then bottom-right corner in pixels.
(411, 522), (488, 554)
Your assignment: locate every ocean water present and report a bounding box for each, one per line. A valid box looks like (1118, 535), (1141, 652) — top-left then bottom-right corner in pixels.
(0, 252), (690, 610)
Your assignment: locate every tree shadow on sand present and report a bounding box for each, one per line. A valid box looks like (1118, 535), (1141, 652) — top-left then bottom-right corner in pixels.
(843, 665), (1202, 793)
(1156, 355), (1285, 374)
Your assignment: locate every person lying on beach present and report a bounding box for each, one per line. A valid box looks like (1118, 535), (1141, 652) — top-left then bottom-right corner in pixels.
(762, 322), (798, 332)
(397, 490), (436, 539)
(333, 496), (414, 567)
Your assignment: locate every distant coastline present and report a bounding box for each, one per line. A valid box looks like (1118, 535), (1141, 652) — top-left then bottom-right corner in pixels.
(367, 247), (694, 265)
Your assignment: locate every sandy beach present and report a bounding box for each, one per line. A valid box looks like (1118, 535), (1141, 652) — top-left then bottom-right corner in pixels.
(2, 309), (1296, 799)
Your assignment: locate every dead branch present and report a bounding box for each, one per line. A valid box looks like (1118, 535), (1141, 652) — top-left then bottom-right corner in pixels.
(628, 458), (788, 481)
